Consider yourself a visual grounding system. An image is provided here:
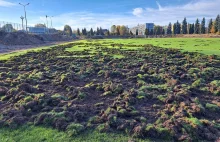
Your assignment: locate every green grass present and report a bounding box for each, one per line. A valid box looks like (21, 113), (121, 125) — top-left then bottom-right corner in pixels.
(0, 125), (151, 142)
(0, 46), (53, 60)
(1, 38), (220, 61)
(73, 38), (220, 55)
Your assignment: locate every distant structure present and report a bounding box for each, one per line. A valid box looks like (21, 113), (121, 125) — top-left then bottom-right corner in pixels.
(130, 23), (154, 35)
(27, 27), (57, 34)
(27, 27), (47, 34)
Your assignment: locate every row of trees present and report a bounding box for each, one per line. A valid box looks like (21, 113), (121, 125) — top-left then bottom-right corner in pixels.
(63, 14), (219, 36)
(165, 14), (220, 35)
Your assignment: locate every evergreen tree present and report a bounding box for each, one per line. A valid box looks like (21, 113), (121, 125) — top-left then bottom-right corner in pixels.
(116, 26), (120, 35)
(145, 28), (149, 36)
(214, 14), (220, 33)
(192, 23), (195, 34)
(208, 19), (213, 33)
(176, 21), (181, 34)
(173, 23), (177, 34)
(162, 29), (165, 35)
(100, 27), (104, 35)
(182, 18), (187, 34)
(96, 27), (100, 35)
(194, 19), (200, 34)
(77, 28), (80, 36)
(167, 23), (172, 35)
(90, 28), (94, 36)
(136, 29), (138, 35)
(84, 28), (87, 35)
(201, 18), (206, 34)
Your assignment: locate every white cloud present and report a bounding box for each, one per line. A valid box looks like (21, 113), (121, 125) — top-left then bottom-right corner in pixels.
(28, 0), (220, 30)
(0, 0), (15, 7)
(133, 0), (220, 24)
(132, 8), (144, 17)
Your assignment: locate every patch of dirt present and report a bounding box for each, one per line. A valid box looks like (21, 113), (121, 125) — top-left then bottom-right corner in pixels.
(0, 42), (219, 141)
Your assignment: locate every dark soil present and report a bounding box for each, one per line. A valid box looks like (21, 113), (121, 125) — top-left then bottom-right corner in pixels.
(0, 42), (219, 141)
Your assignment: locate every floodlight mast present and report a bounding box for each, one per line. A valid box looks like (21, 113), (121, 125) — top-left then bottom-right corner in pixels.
(20, 16), (24, 30)
(19, 3), (29, 32)
(50, 16), (54, 28)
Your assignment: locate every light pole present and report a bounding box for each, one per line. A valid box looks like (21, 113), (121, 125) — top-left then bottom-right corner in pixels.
(19, 3), (29, 32)
(20, 16), (24, 30)
(50, 16), (53, 28)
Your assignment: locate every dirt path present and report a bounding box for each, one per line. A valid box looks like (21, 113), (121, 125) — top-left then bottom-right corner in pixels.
(0, 40), (77, 54)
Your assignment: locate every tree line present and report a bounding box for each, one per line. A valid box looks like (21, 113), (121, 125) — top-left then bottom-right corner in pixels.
(164, 14), (219, 35)
(63, 14), (219, 36)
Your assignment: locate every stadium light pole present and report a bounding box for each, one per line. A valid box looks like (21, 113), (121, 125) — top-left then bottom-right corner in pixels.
(19, 3), (29, 32)
(46, 15), (49, 33)
(50, 16), (54, 28)
(20, 16), (24, 30)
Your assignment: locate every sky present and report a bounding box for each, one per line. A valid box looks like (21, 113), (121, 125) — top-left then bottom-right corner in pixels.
(0, 0), (219, 30)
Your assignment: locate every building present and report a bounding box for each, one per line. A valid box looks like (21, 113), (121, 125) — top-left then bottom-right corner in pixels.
(130, 23), (154, 35)
(27, 27), (47, 34)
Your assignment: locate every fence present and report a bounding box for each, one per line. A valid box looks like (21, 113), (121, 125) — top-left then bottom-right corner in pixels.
(0, 21), (57, 34)
(0, 21), (29, 32)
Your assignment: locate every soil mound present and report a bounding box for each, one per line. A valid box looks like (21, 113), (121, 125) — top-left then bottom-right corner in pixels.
(0, 31), (73, 46)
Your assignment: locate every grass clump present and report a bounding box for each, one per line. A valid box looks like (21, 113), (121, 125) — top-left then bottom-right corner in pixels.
(66, 123), (85, 136)
(205, 103), (219, 112)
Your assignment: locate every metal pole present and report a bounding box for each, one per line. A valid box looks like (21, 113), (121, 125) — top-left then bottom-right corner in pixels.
(50, 16), (53, 28)
(46, 15), (48, 33)
(20, 16), (24, 30)
(19, 3), (29, 32)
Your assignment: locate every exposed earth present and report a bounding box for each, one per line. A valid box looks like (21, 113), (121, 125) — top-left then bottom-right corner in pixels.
(0, 40), (219, 141)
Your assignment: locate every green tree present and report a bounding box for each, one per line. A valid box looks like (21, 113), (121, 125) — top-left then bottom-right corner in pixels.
(176, 21), (181, 34)
(111, 25), (116, 35)
(194, 19), (200, 34)
(64, 25), (72, 36)
(106, 30), (110, 36)
(100, 27), (104, 35)
(145, 28), (149, 36)
(116, 26), (120, 35)
(162, 29), (165, 35)
(90, 28), (94, 36)
(136, 29), (138, 35)
(208, 19), (213, 33)
(167, 23), (172, 35)
(96, 27), (100, 35)
(214, 14), (220, 33)
(192, 23), (195, 34)
(119, 25), (127, 36)
(35, 23), (46, 27)
(173, 23), (177, 34)
(130, 31), (133, 35)
(182, 18), (187, 34)
(77, 28), (80, 36)
(201, 18), (206, 34)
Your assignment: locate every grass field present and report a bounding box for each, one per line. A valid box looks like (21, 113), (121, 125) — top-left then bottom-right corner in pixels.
(0, 38), (219, 141)
(0, 125), (147, 142)
(0, 38), (220, 61)
(73, 38), (220, 55)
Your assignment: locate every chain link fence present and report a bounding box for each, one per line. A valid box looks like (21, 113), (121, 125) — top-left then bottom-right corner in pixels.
(0, 21), (58, 34)
(0, 21), (27, 32)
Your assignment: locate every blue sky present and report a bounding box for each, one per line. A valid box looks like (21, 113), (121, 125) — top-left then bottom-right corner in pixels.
(0, 0), (219, 30)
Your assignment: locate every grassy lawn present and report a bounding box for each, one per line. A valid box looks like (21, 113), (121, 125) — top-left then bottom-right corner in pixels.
(0, 125), (150, 142)
(76, 38), (220, 55)
(1, 38), (220, 61)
